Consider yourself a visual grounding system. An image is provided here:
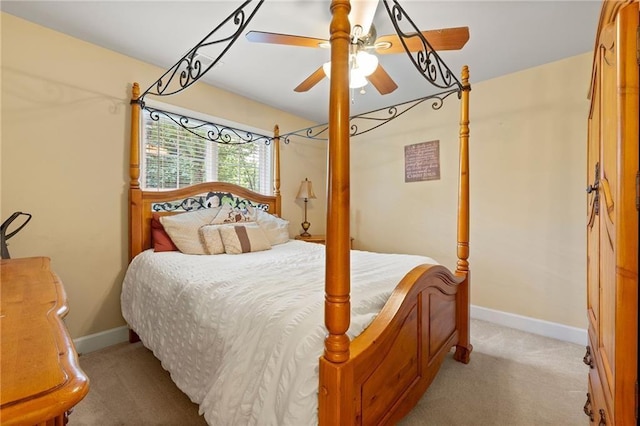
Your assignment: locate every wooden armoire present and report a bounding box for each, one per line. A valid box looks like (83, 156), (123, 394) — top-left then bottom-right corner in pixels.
(585, 1), (639, 425)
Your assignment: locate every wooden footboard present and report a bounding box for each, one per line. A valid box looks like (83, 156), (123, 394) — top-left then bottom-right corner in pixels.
(320, 4), (471, 422)
(319, 264), (467, 425)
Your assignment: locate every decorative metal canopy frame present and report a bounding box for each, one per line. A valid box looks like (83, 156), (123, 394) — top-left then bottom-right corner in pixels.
(134, 0), (467, 145)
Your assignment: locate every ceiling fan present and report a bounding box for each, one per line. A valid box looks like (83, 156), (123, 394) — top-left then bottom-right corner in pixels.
(245, 1), (469, 95)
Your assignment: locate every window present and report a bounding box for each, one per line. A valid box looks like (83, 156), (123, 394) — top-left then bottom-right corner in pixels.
(141, 104), (272, 194)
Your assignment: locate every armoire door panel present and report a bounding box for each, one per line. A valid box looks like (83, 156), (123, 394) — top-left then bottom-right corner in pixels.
(597, 34), (618, 401)
(586, 2), (639, 425)
(586, 78), (601, 331)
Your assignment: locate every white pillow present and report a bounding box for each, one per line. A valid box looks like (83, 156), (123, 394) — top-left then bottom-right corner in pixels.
(218, 223), (271, 254)
(159, 207), (221, 255)
(199, 225), (225, 255)
(211, 204), (257, 225)
(256, 210), (290, 245)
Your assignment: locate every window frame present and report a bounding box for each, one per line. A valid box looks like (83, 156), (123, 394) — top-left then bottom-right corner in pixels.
(140, 99), (274, 195)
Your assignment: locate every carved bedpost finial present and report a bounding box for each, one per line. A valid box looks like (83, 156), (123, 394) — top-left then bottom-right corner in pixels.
(461, 65), (470, 88)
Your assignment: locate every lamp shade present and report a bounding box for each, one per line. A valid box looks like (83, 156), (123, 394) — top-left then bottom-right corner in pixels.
(296, 178), (316, 200)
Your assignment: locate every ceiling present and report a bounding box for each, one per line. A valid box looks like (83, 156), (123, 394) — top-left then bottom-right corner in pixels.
(1, 1), (601, 123)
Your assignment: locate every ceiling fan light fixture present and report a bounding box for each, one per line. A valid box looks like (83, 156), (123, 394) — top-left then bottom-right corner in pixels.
(322, 61), (368, 89)
(355, 51), (378, 76)
(349, 68), (368, 89)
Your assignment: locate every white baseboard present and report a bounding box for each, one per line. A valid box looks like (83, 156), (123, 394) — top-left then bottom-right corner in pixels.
(73, 306), (587, 354)
(73, 325), (129, 355)
(470, 305), (587, 346)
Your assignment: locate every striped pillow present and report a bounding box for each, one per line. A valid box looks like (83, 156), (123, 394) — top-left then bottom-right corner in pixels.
(219, 223), (271, 254)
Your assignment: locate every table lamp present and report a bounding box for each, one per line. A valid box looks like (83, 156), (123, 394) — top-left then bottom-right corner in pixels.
(296, 178), (316, 237)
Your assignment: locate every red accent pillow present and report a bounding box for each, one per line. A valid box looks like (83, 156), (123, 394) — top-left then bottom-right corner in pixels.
(151, 213), (179, 252)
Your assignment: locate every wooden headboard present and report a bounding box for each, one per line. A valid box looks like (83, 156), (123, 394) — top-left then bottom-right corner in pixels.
(129, 182), (280, 260)
(128, 83), (282, 260)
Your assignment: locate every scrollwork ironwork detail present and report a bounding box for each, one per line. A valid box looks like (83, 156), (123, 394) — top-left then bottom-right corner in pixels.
(152, 197), (208, 212)
(146, 107), (273, 145)
(139, 0), (265, 103)
(280, 89), (459, 143)
(135, 0), (466, 146)
(381, 0), (462, 91)
(151, 191), (269, 213)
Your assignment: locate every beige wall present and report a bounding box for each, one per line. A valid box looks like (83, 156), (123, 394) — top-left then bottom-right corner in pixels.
(2, 11), (591, 338)
(1, 13), (325, 338)
(352, 53), (591, 329)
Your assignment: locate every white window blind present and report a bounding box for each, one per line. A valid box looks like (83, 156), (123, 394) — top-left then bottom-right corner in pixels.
(141, 107), (272, 194)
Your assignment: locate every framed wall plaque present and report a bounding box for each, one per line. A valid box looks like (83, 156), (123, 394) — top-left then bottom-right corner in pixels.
(404, 140), (440, 182)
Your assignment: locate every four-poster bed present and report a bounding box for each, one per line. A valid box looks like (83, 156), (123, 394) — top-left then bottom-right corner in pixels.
(122, 0), (471, 424)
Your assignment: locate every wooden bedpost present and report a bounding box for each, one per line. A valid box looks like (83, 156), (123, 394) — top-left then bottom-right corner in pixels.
(273, 124), (282, 216)
(319, 0), (353, 424)
(453, 66), (473, 364)
(129, 83), (143, 262)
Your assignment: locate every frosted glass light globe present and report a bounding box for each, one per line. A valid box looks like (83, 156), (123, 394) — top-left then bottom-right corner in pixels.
(349, 68), (368, 88)
(356, 51), (379, 76)
(322, 60), (369, 89)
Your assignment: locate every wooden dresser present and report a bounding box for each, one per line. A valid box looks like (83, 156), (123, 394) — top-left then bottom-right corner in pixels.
(584, 1), (638, 425)
(1, 257), (89, 425)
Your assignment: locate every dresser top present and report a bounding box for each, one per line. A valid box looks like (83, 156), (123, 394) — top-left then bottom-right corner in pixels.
(1, 256), (89, 424)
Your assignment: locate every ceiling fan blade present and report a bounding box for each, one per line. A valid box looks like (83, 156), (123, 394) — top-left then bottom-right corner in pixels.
(246, 31), (328, 48)
(349, 0), (379, 36)
(375, 26), (470, 54)
(367, 64), (398, 95)
(294, 66), (326, 92)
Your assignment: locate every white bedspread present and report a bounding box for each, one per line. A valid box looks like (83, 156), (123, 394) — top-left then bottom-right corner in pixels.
(121, 240), (437, 426)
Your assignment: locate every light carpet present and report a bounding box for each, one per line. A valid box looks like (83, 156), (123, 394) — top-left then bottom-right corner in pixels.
(72, 319), (588, 425)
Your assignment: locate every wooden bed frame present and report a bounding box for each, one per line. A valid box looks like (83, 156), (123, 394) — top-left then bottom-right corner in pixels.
(127, 1), (471, 424)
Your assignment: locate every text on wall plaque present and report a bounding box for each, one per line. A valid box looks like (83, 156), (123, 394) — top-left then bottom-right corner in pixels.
(404, 140), (440, 182)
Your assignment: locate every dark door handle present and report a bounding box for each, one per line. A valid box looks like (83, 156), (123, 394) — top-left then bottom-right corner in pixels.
(583, 346), (594, 368)
(583, 393), (594, 421)
(587, 162), (600, 216)
(598, 408), (606, 425)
